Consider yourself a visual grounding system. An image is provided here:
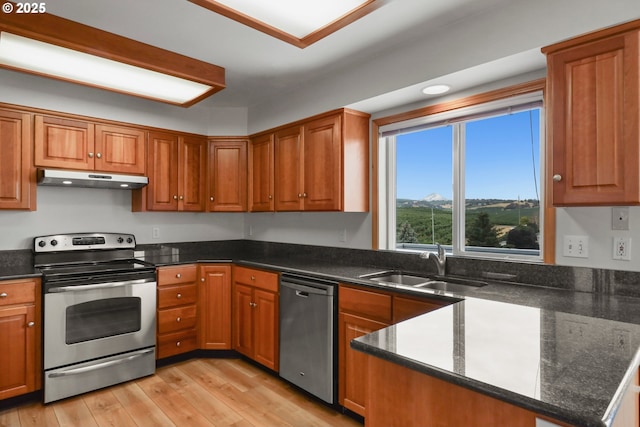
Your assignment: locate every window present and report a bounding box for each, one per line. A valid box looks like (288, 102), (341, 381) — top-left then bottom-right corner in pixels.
(379, 91), (544, 260)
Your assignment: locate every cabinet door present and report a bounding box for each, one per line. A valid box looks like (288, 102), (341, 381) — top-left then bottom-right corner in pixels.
(0, 305), (37, 400)
(94, 124), (146, 174)
(0, 109), (34, 210)
(248, 134), (274, 212)
(253, 289), (278, 371)
(548, 30), (639, 205)
(178, 136), (207, 212)
(303, 114), (342, 211)
(274, 126), (303, 211)
(232, 283), (254, 358)
(198, 265), (232, 350)
(208, 139), (247, 212)
(34, 115), (95, 170)
(339, 312), (389, 416)
(147, 131), (179, 211)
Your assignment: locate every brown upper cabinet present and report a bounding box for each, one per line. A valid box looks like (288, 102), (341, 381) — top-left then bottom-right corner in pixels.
(0, 108), (35, 210)
(543, 19), (640, 206)
(248, 133), (275, 212)
(207, 138), (248, 212)
(133, 131), (207, 211)
(34, 115), (146, 174)
(252, 109), (370, 212)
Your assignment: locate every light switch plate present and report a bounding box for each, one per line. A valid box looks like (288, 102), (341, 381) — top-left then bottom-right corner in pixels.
(563, 235), (589, 258)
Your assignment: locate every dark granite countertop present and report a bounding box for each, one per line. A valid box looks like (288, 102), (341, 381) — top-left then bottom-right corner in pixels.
(3, 241), (640, 426)
(136, 249), (640, 427)
(352, 298), (640, 427)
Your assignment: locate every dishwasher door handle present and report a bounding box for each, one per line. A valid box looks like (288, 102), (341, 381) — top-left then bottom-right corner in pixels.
(281, 280), (334, 296)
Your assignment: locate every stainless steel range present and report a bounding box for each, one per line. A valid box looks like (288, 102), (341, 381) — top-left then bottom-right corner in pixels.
(34, 232), (156, 403)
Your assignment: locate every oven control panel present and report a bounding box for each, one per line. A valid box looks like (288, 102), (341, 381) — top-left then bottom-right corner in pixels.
(34, 233), (136, 252)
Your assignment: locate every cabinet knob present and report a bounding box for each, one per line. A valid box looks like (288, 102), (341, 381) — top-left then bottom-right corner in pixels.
(27, 321), (35, 327)
(176, 293), (182, 299)
(0, 292), (7, 298)
(268, 195), (273, 199)
(176, 317), (181, 322)
(176, 273), (182, 278)
(96, 152), (102, 159)
(176, 341), (181, 347)
(298, 193), (303, 198)
(201, 278), (205, 282)
(553, 174), (562, 182)
(88, 152), (94, 158)
(250, 275), (255, 280)
(173, 195), (178, 200)
(179, 195), (184, 200)
(303, 192), (307, 198)
(210, 196), (215, 201)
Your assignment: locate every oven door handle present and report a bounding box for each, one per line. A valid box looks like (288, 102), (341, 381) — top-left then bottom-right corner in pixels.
(47, 348), (154, 378)
(48, 278), (154, 293)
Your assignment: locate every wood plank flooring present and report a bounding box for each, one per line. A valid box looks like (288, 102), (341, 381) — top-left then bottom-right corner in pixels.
(0, 358), (362, 427)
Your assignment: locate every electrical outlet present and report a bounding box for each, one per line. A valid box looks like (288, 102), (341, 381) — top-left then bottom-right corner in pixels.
(152, 227), (160, 239)
(612, 207), (630, 230)
(563, 235), (589, 258)
(613, 237), (631, 260)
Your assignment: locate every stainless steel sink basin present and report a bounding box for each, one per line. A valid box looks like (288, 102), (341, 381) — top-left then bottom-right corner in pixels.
(359, 270), (487, 293)
(363, 272), (432, 286)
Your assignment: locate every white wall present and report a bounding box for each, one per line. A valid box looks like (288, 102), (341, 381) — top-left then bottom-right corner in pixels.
(0, 187), (244, 250)
(244, 212), (371, 249)
(555, 208), (640, 272)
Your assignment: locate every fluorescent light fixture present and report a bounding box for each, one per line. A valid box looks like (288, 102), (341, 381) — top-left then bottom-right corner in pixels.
(190, 0), (380, 48)
(213, 0), (370, 38)
(0, 32), (213, 105)
(422, 84), (451, 95)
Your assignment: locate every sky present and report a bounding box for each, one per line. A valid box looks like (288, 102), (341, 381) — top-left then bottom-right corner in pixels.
(395, 109), (541, 200)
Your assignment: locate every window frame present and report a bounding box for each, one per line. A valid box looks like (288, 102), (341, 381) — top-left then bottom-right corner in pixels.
(372, 79), (552, 262)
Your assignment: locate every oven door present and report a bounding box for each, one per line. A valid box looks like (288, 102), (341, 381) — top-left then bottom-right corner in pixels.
(44, 278), (156, 370)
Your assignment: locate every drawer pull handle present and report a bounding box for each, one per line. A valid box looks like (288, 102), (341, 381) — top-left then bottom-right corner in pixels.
(28, 322), (35, 327)
(176, 293), (182, 299)
(176, 341), (181, 347)
(251, 276), (255, 280)
(176, 317), (181, 322)
(176, 273), (182, 278)
(201, 278), (205, 282)
(0, 292), (7, 298)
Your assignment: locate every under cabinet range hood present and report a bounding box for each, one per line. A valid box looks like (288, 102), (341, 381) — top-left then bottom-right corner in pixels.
(37, 169), (148, 189)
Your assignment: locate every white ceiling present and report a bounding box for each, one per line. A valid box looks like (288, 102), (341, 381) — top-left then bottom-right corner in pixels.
(19, 0), (640, 118)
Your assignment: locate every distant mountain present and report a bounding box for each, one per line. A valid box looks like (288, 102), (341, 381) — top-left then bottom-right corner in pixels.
(422, 193), (446, 202)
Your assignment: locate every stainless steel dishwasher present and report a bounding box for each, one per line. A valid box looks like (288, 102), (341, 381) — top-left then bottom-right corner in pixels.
(279, 274), (337, 404)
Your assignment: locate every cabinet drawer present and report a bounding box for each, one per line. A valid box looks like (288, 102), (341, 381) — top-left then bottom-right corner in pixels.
(339, 285), (392, 323)
(158, 305), (197, 334)
(157, 329), (197, 359)
(233, 266), (278, 293)
(0, 280), (36, 307)
(157, 265), (197, 286)
(157, 284), (197, 309)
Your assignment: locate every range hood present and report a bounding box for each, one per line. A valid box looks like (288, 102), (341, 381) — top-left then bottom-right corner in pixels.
(37, 168), (148, 190)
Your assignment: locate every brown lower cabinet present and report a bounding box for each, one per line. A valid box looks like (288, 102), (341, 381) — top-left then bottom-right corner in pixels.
(0, 278), (41, 400)
(338, 284), (453, 417)
(198, 264), (232, 349)
(156, 264), (198, 358)
(366, 355), (573, 427)
(232, 266), (279, 371)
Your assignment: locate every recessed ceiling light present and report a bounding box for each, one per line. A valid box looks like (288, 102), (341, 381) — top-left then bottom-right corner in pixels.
(422, 84), (451, 95)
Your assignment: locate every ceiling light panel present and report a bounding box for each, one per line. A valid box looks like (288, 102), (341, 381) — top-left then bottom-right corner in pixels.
(214, 0), (370, 38)
(0, 33), (212, 105)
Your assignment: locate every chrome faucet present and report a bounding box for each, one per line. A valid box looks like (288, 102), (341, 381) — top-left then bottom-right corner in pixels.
(421, 243), (446, 276)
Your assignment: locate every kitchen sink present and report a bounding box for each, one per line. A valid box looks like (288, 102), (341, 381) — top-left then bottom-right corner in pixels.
(359, 270), (487, 293)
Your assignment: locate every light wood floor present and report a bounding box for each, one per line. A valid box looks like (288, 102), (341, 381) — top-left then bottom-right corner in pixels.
(0, 358), (362, 427)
